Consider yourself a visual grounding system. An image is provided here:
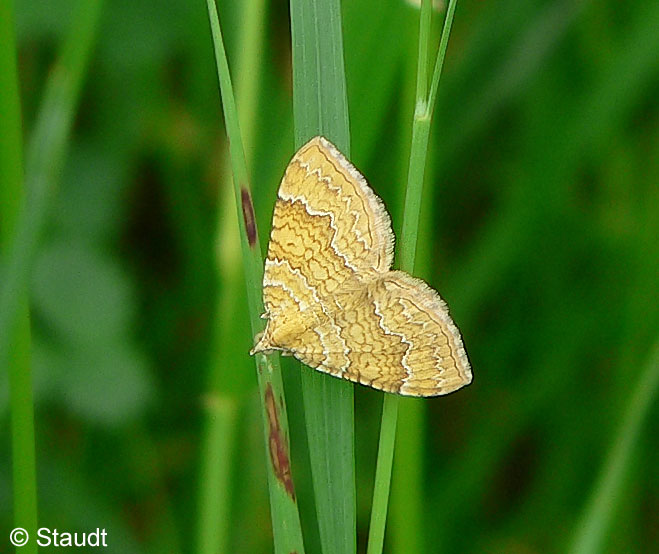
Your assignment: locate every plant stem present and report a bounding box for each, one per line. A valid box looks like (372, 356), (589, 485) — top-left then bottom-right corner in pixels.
(367, 1), (460, 552)
(427, 0), (459, 116)
(366, 394), (399, 554)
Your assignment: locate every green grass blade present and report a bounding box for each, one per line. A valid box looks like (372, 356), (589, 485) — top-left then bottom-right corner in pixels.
(389, 398), (425, 553)
(291, 0), (350, 150)
(368, 1), (460, 553)
(0, 2), (37, 552)
(197, 394), (238, 554)
(426, 0), (458, 115)
(0, 0), (103, 372)
(290, 1), (356, 552)
(366, 393), (399, 554)
(204, 2), (305, 552)
(568, 339), (659, 554)
(196, 1), (268, 553)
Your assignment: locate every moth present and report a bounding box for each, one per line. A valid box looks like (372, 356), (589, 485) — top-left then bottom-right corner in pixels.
(251, 136), (471, 397)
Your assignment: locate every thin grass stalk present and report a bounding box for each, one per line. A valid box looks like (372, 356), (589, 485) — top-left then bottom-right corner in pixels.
(388, 18), (429, 552)
(426, 0), (458, 111)
(0, 2), (37, 552)
(204, 2), (305, 552)
(568, 339), (659, 554)
(389, 398), (425, 553)
(0, 0), (103, 374)
(367, 1), (459, 552)
(197, 1), (268, 552)
(290, 1), (356, 552)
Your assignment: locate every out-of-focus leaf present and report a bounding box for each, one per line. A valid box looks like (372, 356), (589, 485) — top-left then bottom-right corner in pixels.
(31, 240), (136, 346)
(53, 144), (128, 243)
(60, 344), (153, 425)
(33, 339), (154, 426)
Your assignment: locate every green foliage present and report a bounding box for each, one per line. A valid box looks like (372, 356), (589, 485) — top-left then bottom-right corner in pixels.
(1, 0), (657, 553)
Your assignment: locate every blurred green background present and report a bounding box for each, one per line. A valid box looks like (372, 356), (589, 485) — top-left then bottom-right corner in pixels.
(2, 0), (658, 552)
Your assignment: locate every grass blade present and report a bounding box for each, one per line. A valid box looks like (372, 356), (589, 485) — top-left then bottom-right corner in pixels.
(290, 1), (356, 552)
(204, 2), (305, 552)
(0, 1), (37, 551)
(568, 339), (659, 554)
(367, 1), (460, 553)
(196, 1), (268, 553)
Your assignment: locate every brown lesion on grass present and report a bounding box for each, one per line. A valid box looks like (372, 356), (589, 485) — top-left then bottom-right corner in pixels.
(265, 383), (296, 500)
(241, 187), (257, 247)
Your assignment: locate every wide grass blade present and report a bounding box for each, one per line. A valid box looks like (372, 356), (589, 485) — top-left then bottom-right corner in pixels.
(204, 2), (305, 552)
(290, 1), (356, 552)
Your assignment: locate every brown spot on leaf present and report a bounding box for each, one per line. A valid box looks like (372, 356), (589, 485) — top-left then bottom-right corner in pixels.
(265, 384), (295, 499)
(241, 187), (257, 247)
